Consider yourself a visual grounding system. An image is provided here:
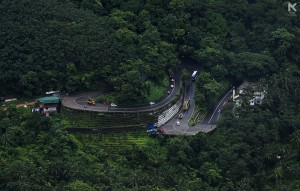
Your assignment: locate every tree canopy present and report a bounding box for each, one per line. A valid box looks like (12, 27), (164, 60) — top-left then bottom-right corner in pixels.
(0, 0), (300, 190)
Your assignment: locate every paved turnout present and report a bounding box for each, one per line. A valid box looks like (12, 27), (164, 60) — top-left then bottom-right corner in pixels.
(62, 91), (109, 112)
(62, 72), (180, 113)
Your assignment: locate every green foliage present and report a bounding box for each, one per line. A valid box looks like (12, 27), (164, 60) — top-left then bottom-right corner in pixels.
(270, 28), (295, 63)
(195, 72), (228, 110)
(66, 180), (96, 191)
(1, 0), (300, 190)
(145, 77), (169, 102)
(95, 93), (117, 104)
(230, 52), (277, 81)
(181, 68), (190, 82)
(1, 68), (300, 190)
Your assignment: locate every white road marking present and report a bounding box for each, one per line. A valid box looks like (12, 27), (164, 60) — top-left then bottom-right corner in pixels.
(208, 89), (232, 124)
(74, 97), (86, 107)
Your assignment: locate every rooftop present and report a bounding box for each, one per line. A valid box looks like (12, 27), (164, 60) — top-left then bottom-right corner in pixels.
(36, 96), (60, 104)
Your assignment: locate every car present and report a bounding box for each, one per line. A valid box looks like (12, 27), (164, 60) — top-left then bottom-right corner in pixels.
(170, 85), (174, 88)
(111, 103), (117, 107)
(149, 102), (155, 105)
(167, 91), (171, 94)
(147, 128), (157, 135)
(171, 79), (174, 82)
(176, 121), (180, 126)
(178, 113), (184, 119)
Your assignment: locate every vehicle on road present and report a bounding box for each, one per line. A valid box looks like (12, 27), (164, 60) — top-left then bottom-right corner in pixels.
(147, 128), (164, 135)
(149, 102), (155, 105)
(191, 71), (199, 81)
(87, 98), (96, 105)
(147, 128), (157, 135)
(182, 99), (190, 111)
(111, 103), (117, 107)
(170, 85), (174, 88)
(176, 121), (180, 126)
(178, 113), (184, 119)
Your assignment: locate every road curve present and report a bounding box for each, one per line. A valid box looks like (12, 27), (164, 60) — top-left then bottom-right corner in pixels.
(162, 84), (233, 135)
(62, 71), (181, 113)
(62, 61), (232, 135)
(108, 72), (180, 112)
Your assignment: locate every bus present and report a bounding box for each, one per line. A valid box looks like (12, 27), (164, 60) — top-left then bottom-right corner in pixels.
(191, 71), (199, 81)
(182, 99), (190, 111)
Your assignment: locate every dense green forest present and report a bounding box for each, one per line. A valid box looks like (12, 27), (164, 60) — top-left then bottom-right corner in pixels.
(1, 0), (300, 190)
(1, 0), (299, 102)
(1, 69), (299, 190)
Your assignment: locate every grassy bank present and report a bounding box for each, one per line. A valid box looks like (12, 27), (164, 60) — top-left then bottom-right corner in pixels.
(74, 129), (152, 153)
(95, 77), (169, 106)
(145, 77), (169, 102)
(192, 76), (231, 126)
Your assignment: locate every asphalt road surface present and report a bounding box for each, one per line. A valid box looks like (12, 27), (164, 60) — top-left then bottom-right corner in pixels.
(109, 72), (180, 112)
(162, 81), (233, 135)
(62, 91), (109, 112)
(200, 88), (232, 125)
(62, 61), (233, 135)
(62, 72), (180, 112)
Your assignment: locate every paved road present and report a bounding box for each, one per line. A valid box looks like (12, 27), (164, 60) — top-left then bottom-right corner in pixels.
(62, 91), (109, 112)
(62, 72), (180, 112)
(200, 89), (232, 125)
(109, 72), (180, 112)
(62, 60), (233, 135)
(162, 82), (233, 135)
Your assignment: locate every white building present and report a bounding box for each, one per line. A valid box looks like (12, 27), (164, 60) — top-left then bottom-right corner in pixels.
(233, 82), (266, 106)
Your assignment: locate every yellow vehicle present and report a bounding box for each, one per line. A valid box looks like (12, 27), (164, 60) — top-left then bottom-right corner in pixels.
(87, 97), (96, 105)
(182, 99), (190, 111)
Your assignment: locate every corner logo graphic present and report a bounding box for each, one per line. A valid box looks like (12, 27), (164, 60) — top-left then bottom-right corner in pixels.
(288, 2), (297, 16)
(288, 2), (297, 12)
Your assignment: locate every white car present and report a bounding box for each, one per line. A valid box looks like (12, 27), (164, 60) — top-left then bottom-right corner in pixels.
(111, 103), (117, 107)
(171, 79), (174, 82)
(176, 121), (180, 126)
(149, 102), (155, 105)
(170, 85), (174, 88)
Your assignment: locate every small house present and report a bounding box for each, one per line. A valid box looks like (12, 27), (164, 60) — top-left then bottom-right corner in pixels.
(35, 96), (61, 115)
(233, 81), (266, 106)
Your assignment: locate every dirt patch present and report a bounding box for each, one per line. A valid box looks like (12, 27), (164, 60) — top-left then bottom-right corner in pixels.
(16, 102), (35, 108)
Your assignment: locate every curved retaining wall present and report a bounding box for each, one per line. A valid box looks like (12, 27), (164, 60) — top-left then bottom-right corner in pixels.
(157, 96), (183, 127)
(62, 89), (183, 130)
